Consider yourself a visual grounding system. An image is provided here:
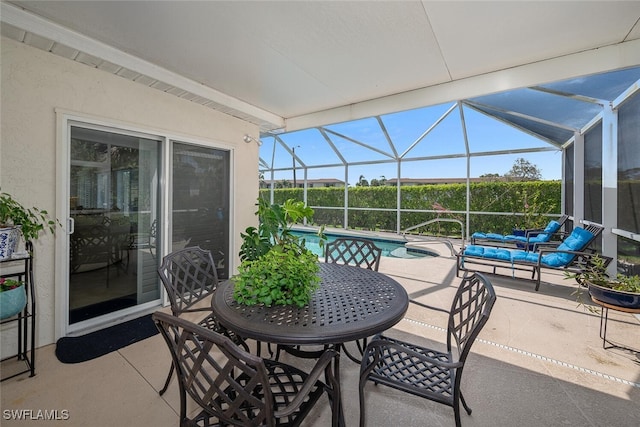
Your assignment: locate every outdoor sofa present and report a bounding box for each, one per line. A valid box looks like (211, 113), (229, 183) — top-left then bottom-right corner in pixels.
(457, 224), (609, 291)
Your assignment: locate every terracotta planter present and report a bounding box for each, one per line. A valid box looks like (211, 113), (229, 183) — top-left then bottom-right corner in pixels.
(0, 284), (27, 319)
(587, 282), (640, 309)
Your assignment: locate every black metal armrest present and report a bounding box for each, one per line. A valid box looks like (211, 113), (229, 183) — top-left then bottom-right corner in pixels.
(274, 348), (339, 418)
(536, 249), (612, 269)
(524, 228), (544, 238)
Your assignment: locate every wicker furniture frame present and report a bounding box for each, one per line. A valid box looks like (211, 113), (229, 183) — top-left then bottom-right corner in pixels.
(358, 272), (496, 427)
(156, 246), (247, 396)
(153, 312), (339, 427)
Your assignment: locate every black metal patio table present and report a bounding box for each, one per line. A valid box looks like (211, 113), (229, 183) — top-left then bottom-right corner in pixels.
(212, 262), (409, 426)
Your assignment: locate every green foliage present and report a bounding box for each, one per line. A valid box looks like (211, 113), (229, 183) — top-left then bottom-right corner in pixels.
(233, 241), (320, 307)
(505, 157), (542, 181)
(567, 255), (640, 293)
(259, 180), (562, 235)
(0, 192), (58, 242)
(0, 277), (24, 293)
(235, 198), (324, 307)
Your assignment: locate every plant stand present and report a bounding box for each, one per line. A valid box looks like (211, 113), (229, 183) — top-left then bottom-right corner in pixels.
(1, 241), (36, 381)
(591, 296), (640, 352)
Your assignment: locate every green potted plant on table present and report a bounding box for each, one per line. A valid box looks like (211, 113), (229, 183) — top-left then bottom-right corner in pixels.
(0, 192), (58, 260)
(567, 255), (640, 310)
(233, 198), (324, 308)
(0, 277), (27, 319)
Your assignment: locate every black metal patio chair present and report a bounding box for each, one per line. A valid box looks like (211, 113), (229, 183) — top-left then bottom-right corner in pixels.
(153, 311), (340, 427)
(323, 237), (383, 362)
(325, 237), (383, 271)
(156, 246), (248, 396)
(359, 272), (497, 427)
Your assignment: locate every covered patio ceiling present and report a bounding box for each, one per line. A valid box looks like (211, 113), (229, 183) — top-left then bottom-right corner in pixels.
(2, 1), (640, 135)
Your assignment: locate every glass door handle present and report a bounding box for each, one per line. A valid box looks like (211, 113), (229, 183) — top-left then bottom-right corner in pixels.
(68, 217), (75, 235)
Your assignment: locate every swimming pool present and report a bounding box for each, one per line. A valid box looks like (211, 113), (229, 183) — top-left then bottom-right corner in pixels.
(290, 229), (437, 259)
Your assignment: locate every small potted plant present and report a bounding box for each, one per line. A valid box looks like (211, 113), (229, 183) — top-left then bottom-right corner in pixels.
(567, 255), (640, 310)
(0, 192), (58, 260)
(233, 198), (324, 308)
(0, 277), (27, 319)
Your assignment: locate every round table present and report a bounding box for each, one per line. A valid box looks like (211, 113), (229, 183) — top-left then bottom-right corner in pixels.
(212, 262), (409, 346)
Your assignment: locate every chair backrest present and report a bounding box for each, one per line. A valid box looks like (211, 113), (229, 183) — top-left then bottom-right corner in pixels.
(556, 214), (569, 228)
(324, 237), (382, 271)
(152, 312), (277, 426)
(446, 273), (496, 365)
(157, 246), (219, 315)
(538, 224), (604, 267)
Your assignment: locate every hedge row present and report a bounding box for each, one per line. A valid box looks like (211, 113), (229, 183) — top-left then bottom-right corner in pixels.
(260, 181), (562, 237)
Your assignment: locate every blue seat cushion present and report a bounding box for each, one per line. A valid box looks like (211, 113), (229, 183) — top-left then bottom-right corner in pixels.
(482, 248), (512, 260)
(463, 246), (511, 260)
(544, 220), (561, 234)
(511, 251), (541, 263)
(557, 227), (594, 252)
(463, 245), (486, 257)
(471, 232), (507, 242)
(540, 253), (570, 267)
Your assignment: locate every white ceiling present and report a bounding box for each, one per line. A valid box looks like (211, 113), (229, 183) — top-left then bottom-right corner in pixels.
(2, 1), (640, 132)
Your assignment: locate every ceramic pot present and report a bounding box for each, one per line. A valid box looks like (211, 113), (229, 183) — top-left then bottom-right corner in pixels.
(0, 226), (21, 260)
(0, 284), (27, 319)
(587, 282), (640, 309)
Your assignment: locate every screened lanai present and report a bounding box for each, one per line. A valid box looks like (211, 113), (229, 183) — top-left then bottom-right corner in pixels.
(259, 66), (640, 274)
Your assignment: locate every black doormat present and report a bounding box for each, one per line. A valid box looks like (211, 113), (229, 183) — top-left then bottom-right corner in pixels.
(69, 296), (137, 324)
(55, 314), (159, 364)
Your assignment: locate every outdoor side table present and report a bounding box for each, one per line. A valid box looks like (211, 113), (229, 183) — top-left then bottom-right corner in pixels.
(591, 296), (640, 352)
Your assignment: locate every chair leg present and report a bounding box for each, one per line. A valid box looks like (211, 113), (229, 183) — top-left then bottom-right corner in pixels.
(159, 363), (174, 396)
(358, 380), (367, 427)
(460, 391), (472, 415)
(454, 405), (462, 427)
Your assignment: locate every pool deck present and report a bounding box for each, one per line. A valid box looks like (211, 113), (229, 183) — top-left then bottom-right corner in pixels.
(1, 233), (639, 426)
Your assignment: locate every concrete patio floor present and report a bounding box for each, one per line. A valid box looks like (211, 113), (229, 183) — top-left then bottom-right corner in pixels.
(2, 245), (639, 426)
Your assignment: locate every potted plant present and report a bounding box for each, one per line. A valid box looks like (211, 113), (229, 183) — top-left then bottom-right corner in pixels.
(0, 277), (27, 319)
(0, 191), (58, 260)
(233, 198), (324, 308)
(567, 255), (640, 310)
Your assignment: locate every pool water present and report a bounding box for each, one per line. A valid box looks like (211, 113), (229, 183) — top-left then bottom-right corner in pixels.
(291, 230), (435, 259)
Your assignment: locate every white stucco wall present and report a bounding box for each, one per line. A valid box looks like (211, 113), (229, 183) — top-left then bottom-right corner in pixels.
(0, 36), (260, 351)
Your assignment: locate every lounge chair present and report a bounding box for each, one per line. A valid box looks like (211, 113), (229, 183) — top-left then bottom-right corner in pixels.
(471, 214), (569, 250)
(457, 224), (609, 291)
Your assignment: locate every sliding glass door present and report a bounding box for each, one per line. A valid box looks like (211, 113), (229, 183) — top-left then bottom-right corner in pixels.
(68, 126), (161, 324)
(171, 142), (230, 279)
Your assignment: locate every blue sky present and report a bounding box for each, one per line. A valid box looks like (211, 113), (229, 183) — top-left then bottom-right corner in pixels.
(261, 102), (562, 185)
